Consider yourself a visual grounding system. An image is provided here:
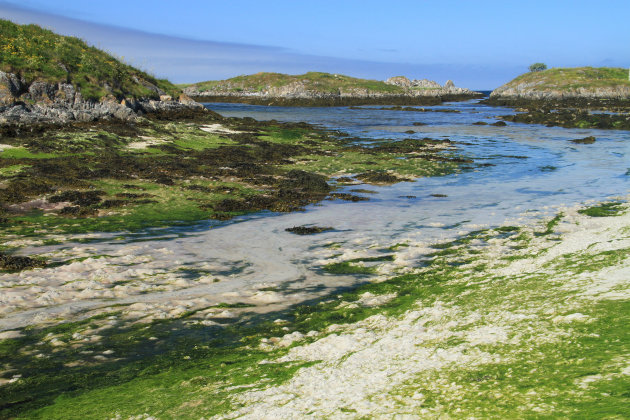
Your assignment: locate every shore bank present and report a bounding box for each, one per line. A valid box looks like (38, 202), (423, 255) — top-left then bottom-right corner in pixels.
(189, 93), (482, 107)
(2, 198), (627, 418)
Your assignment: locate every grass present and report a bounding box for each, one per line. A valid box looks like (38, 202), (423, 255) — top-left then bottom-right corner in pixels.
(0, 19), (180, 100)
(502, 67), (630, 91)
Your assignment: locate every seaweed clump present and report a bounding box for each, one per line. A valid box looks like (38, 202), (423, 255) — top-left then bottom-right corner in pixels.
(0, 252), (46, 271)
(48, 190), (105, 206)
(578, 201), (625, 217)
(285, 226), (333, 235)
(327, 193), (369, 202)
(278, 170), (330, 194)
(355, 171), (410, 184)
(570, 136), (596, 144)
(498, 108), (630, 130)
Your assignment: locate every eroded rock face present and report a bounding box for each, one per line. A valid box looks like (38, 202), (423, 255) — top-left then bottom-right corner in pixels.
(490, 79), (630, 102)
(385, 76), (412, 88)
(0, 71), (22, 106)
(0, 71), (204, 126)
(411, 79), (441, 89)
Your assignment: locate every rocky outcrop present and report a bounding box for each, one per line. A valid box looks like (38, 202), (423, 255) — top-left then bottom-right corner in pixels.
(490, 83), (630, 101)
(184, 75), (481, 106)
(0, 71), (205, 126)
(385, 76), (472, 96)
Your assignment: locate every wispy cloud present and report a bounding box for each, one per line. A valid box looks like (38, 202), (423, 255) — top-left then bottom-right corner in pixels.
(0, 2), (520, 89)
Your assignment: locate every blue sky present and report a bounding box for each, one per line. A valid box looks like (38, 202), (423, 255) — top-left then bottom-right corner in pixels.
(1, 0), (629, 89)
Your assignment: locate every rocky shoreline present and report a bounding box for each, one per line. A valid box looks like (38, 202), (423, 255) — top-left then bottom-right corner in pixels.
(483, 95), (630, 109)
(189, 93), (481, 107)
(0, 71), (205, 126)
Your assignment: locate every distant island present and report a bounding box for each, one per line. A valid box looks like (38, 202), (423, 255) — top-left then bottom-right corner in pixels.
(488, 67), (630, 107)
(181, 72), (482, 106)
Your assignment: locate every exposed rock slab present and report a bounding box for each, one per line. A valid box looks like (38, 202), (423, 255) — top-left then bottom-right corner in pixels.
(0, 71), (205, 126)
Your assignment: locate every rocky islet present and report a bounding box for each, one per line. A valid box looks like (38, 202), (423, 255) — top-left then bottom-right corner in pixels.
(183, 72), (482, 106)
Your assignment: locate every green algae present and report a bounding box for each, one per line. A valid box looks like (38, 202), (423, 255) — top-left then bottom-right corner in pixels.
(0, 164), (30, 177)
(322, 261), (377, 275)
(2, 208), (629, 418)
(0, 147), (61, 159)
(389, 297), (630, 419)
(578, 201), (626, 217)
(0, 115), (472, 243)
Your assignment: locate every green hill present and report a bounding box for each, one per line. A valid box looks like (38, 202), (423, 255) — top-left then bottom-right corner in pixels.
(0, 19), (180, 100)
(489, 67), (630, 105)
(500, 67), (629, 91)
(182, 71), (404, 95)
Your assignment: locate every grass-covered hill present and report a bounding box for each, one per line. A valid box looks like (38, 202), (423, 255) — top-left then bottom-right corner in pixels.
(181, 71), (405, 95)
(489, 67), (630, 105)
(499, 67), (629, 91)
(0, 19), (180, 100)
(181, 71), (480, 106)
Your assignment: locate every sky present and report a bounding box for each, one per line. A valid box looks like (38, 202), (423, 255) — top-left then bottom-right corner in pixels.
(1, 0), (629, 90)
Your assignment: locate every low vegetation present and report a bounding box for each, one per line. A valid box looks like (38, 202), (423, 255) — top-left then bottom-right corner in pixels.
(181, 71), (404, 95)
(528, 62), (547, 72)
(0, 19), (180, 100)
(500, 67), (630, 91)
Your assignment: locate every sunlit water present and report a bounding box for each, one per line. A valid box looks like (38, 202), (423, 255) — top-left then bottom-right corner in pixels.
(2, 99), (629, 329)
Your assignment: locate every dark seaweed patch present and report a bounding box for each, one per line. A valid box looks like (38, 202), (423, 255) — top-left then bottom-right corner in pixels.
(356, 171), (410, 184)
(48, 190), (105, 206)
(0, 252), (46, 271)
(327, 193), (369, 202)
(285, 226), (333, 235)
(570, 136), (596, 144)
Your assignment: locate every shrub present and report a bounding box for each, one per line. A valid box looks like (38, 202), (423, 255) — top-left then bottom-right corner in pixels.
(529, 63), (548, 72)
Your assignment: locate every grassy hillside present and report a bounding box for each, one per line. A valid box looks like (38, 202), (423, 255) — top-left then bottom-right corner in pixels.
(184, 71), (405, 94)
(500, 67), (630, 91)
(0, 19), (180, 100)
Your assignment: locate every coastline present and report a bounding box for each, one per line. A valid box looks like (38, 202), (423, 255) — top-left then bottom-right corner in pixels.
(189, 93), (483, 107)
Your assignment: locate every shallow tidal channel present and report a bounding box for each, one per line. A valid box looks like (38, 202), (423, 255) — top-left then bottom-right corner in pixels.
(2, 99), (629, 331)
